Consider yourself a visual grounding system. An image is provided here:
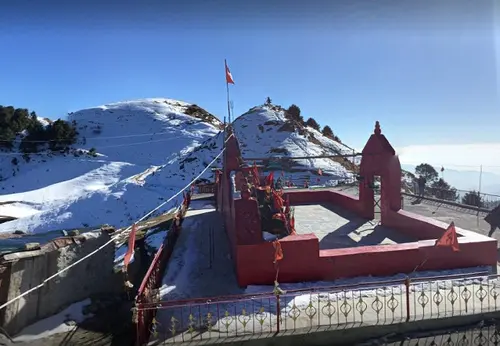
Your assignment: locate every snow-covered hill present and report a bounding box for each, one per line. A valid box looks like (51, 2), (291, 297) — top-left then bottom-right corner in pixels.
(159, 104), (357, 186)
(0, 99), (221, 234)
(0, 100), (355, 235)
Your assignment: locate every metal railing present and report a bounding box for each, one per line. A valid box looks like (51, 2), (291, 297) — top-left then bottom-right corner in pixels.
(134, 192), (193, 346)
(406, 186), (500, 210)
(142, 271), (500, 344)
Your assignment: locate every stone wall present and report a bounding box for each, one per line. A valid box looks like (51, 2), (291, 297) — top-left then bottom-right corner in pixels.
(0, 231), (122, 336)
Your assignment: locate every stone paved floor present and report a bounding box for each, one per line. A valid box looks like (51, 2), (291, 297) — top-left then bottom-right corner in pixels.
(331, 186), (493, 238)
(293, 203), (417, 249)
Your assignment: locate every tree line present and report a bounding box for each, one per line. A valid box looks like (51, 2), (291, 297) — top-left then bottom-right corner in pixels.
(265, 97), (340, 142)
(413, 163), (486, 208)
(0, 105), (78, 153)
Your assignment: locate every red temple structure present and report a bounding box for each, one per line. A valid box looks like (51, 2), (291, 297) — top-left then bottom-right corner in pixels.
(215, 122), (497, 286)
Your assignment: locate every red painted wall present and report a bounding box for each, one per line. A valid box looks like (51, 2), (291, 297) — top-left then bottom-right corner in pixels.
(216, 124), (497, 287)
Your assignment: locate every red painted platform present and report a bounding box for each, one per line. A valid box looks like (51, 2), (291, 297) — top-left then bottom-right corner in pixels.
(215, 123), (498, 287)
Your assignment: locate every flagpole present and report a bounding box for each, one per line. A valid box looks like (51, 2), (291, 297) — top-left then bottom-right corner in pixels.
(225, 59), (232, 124)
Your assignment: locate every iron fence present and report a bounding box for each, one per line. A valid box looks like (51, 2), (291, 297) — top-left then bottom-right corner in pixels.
(140, 271), (500, 345)
(406, 186), (500, 210)
(134, 191), (193, 346)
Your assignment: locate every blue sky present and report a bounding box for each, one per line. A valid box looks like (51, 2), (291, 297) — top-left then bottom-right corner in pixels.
(1, 1), (499, 154)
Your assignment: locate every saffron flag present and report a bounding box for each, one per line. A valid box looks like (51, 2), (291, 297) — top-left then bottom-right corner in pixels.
(225, 60), (235, 84)
(265, 171), (274, 186)
(272, 190), (284, 210)
(435, 222), (460, 252)
(123, 224), (137, 270)
(273, 240), (283, 263)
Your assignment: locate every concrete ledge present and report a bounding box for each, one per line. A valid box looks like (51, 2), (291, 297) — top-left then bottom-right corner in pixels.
(178, 312), (500, 346)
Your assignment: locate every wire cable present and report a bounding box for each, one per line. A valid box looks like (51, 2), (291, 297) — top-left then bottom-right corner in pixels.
(0, 134), (232, 312)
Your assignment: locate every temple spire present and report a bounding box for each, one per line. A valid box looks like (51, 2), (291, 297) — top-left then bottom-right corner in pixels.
(374, 121), (381, 135)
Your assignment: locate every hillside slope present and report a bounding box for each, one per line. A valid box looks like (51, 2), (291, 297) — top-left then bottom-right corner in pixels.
(0, 99), (221, 234)
(149, 104), (356, 190)
(0, 101), (356, 235)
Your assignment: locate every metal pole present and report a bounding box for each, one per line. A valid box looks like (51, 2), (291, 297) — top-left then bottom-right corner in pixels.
(225, 59), (231, 124)
(477, 165), (483, 227)
(211, 226), (215, 267)
(222, 116), (226, 215)
(230, 101), (234, 123)
(208, 226), (214, 269)
(479, 165), (483, 195)
(226, 82), (231, 124)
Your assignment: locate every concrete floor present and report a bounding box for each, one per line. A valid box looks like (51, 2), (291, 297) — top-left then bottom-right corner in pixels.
(331, 186), (493, 237)
(401, 196), (491, 235)
(383, 325), (500, 346)
(293, 203), (416, 249)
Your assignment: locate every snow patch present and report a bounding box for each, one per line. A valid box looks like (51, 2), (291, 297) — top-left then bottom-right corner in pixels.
(13, 299), (92, 342)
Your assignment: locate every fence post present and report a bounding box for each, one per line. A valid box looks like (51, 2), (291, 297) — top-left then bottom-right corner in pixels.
(404, 277), (411, 322)
(275, 293), (281, 333)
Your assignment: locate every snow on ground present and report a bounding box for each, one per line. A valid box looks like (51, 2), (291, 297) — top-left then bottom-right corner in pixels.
(232, 106), (353, 176)
(0, 100), (359, 275)
(0, 99), (221, 234)
(13, 299), (92, 342)
(158, 201), (243, 301)
(0, 102), (356, 235)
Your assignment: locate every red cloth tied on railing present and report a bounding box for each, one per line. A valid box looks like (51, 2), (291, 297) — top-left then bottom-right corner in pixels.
(272, 190), (284, 211)
(273, 239), (283, 263)
(289, 215), (296, 235)
(272, 213), (286, 221)
(123, 223), (137, 271)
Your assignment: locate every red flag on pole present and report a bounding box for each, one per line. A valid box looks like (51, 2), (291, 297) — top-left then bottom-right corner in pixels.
(272, 190), (284, 210)
(265, 171), (274, 186)
(435, 222), (460, 252)
(225, 61), (235, 84)
(123, 224), (137, 270)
